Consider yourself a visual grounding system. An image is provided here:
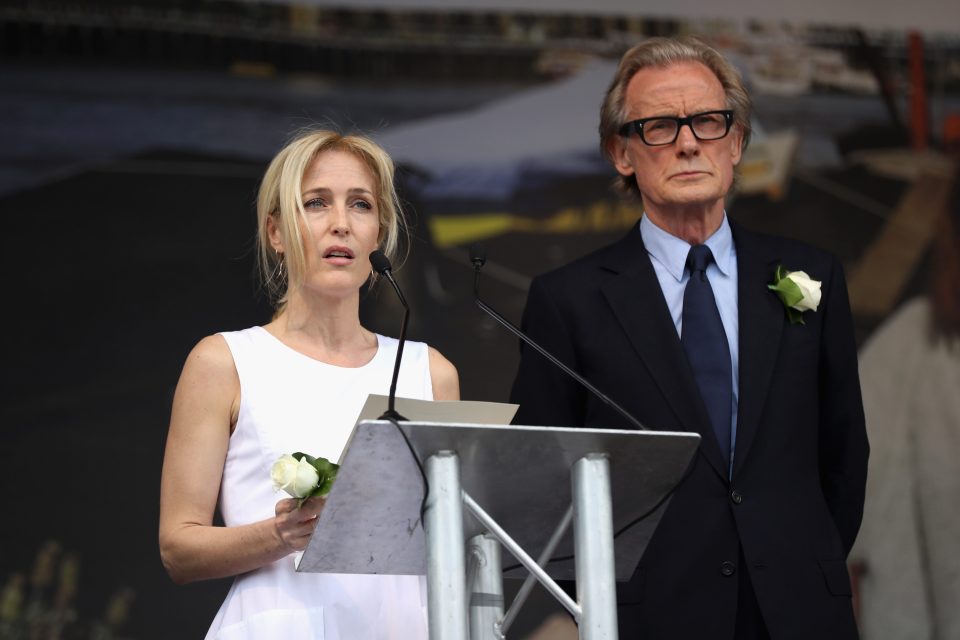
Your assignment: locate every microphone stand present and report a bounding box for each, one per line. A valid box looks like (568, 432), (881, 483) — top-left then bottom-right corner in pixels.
(380, 273), (409, 422)
(369, 250), (409, 422)
(471, 253), (646, 431)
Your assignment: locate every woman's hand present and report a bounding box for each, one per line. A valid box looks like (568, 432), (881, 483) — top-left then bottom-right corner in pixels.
(274, 497), (326, 552)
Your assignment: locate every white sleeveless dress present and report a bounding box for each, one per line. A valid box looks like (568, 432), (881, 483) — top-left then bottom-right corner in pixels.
(206, 327), (433, 640)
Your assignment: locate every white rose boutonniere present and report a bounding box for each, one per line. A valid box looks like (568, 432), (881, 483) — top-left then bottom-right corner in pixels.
(271, 452), (340, 506)
(768, 265), (822, 325)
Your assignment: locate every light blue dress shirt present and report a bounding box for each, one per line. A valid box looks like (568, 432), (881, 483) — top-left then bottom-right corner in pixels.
(640, 214), (740, 472)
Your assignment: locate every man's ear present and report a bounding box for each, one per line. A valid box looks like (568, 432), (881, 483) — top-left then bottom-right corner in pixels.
(609, 136), (636, 178)
(266, 214), (284, 253)
(729, 126), (744, 168)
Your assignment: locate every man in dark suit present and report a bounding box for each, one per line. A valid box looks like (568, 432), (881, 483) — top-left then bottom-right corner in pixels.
(510, 37), (868, 640)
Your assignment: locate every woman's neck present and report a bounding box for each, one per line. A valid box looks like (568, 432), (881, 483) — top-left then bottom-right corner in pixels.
(268, 289), (376, 366)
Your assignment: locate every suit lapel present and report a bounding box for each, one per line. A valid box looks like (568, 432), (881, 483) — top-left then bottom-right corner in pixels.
(598, 231), (730, 480)
(731, 224), (784, 478)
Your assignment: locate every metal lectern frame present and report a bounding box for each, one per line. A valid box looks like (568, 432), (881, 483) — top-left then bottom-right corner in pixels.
(298, 420), (699, 640)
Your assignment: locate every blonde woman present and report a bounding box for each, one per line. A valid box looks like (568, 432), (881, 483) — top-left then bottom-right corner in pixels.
(159, 130), (458, 640)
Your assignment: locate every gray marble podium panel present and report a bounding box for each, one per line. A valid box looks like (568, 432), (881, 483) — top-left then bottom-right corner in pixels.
(299, 420), (699, 580)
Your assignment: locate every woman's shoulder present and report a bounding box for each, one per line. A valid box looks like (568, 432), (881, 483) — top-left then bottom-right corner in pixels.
(427, 346), (459, 401)
(217, 325), (267, 346)
(183, 333), (238, 377)
(374, 333), (425, 350)
(374, 334), (459, 400)
(172, 334), (241, 416)
(184, 326), (274, 383)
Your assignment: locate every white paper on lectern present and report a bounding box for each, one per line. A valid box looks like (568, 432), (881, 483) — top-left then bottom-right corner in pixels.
(344, 394), (519, 463)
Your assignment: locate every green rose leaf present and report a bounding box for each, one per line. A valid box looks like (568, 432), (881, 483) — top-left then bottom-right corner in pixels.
(315, 461), (339, 495)
(768, 276), (804, 309)
(286, 452), (339, 505)
(292, 451), (316, 466)
(768, 266), (809, 325)
(295, 453), (340, 499)
(314, 473), (337, 498)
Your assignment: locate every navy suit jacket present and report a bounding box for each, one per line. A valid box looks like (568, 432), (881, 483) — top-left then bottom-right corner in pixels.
(510, 222), (868, 640)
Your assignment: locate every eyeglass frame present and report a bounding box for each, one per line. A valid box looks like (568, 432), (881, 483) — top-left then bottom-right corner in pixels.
(618, 110), (735, 146)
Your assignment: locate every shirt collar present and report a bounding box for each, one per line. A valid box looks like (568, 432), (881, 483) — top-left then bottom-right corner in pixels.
(639, 212), (734, 282)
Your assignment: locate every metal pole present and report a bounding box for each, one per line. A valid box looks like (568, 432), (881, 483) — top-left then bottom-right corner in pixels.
(425, 451), (468, 640)
(463, 493), (581, 619)
(572, 454), (618, 640)
(467, 534), (504, 640)
(500, 505), (574, 635)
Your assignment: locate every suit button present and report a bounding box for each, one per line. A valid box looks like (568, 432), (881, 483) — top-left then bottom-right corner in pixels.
(730, 490), (743, 504)
(720, 561), (736, 576)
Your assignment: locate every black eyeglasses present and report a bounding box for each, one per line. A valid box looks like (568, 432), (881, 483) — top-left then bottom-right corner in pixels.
(618, 110), (734, 146)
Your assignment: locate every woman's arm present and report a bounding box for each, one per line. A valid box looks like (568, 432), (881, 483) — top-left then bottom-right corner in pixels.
(158, 335), (324, 584)
(428, 347), (460, 401)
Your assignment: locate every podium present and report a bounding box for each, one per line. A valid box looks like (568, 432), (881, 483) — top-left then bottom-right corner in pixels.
(298, 419), (699, 639)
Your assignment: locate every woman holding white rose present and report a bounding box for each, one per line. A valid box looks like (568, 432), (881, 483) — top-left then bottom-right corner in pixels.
(159, 130), (459, 640)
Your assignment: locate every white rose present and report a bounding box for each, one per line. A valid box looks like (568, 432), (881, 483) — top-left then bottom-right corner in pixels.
(783, 271), (822, 312)
(271, 454), (320, 498)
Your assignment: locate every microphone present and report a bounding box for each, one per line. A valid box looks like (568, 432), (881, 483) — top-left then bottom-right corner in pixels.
(370, 250), (408, 421)
(469, 243), (646, 431)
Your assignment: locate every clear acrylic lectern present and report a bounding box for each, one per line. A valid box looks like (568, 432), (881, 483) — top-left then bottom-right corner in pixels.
(298, 419), (699, 640)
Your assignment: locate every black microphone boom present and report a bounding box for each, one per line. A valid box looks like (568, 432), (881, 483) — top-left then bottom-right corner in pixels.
(470, 244), (647, 431)
(370, 250), (408, 421)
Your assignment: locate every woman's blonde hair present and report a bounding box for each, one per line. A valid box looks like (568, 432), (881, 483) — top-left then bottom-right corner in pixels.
(256, 129), (405, 311)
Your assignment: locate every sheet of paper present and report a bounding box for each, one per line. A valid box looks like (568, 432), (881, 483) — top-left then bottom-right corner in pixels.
(356, 394), (518, 427)
(344, 395), (518, 464)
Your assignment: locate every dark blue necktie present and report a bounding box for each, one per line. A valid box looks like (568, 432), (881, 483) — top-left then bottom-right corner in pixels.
(681, 245), (733, 465)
